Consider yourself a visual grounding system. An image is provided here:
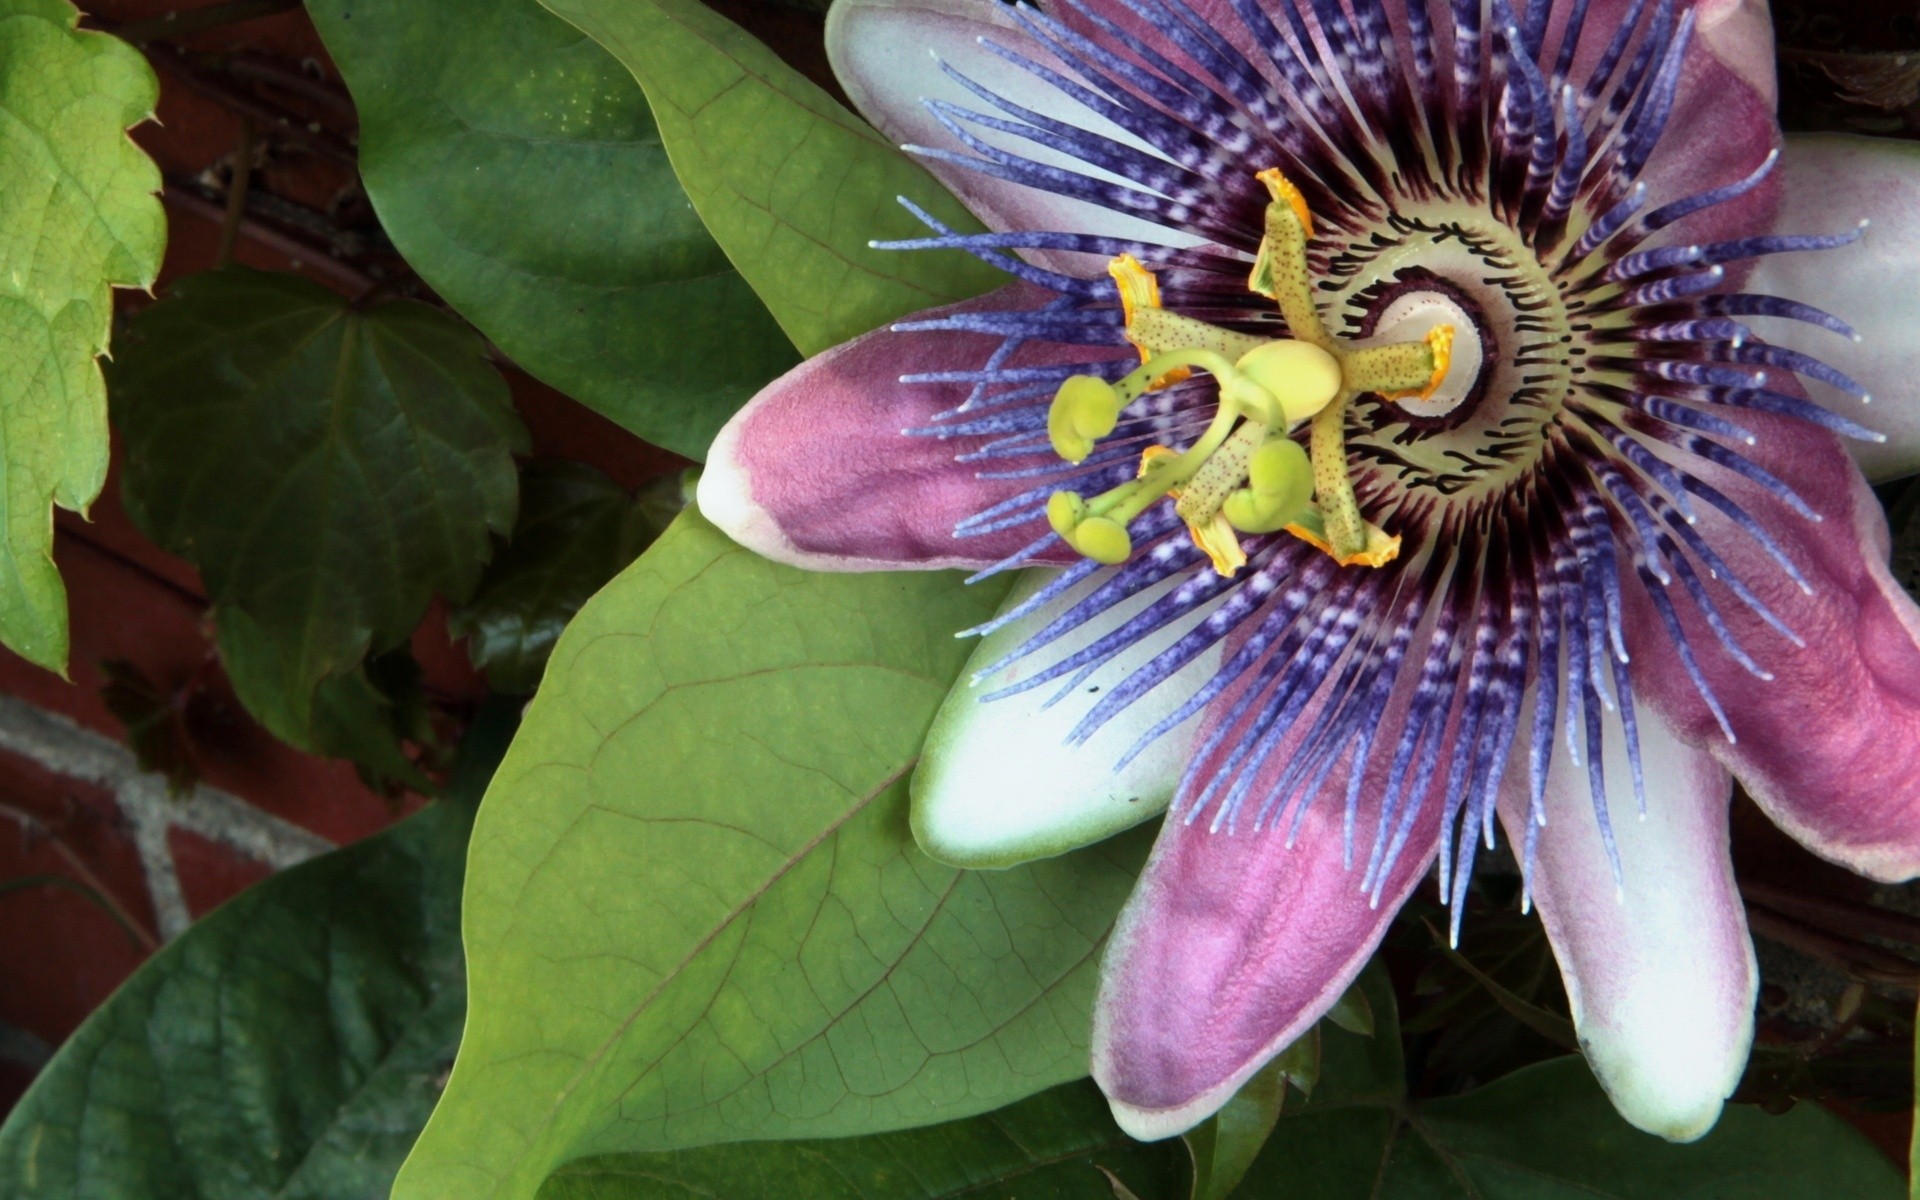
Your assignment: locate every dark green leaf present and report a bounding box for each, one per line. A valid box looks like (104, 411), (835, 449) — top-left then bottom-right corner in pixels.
(0, 700), (521, 1199)
(0, 0), (165, 671)
(538, 0), (1005, 356)
(451, 461), (684, 693)
(305, 0), (796, 460)
(215, 609), (435, 789)
(1239, 967), (1904, 1199)
(536, 1080), (1187, 1200)
(393, 511), (1150, 1200)
(1184, 1056), (1288, 1200)
(112, 266), (526, 768)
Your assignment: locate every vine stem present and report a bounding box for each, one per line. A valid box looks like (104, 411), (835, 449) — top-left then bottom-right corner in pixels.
(215, 117), (254, 266)
(0, 802), (159, 952)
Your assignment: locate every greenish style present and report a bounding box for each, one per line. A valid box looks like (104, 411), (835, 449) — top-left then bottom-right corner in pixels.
(537, 0), (1005, 357)
(0, 700), (519, 1200)
(111, 267), (527, 759)
(451, 461), (685, 693)
(393, 512), (1152, 1200)
(0, 0), (164, 672)
(537, 1080), (1187, 1200)
(1233, 970), (1904, 1199)
(305, 0), (795, 461)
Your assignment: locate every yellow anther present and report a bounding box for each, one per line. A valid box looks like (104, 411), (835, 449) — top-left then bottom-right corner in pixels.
(1138, 446), (1251, 577)
(1109, 253), (1163, 330)
(1378, 323), (1456, 403)
(1110, 254), (1193, 386)
(1191, 512), (1249, 577)
(1235, 340), (1344, 423)
(1281, 508), (1404, 568)
(1255, 168), (1315, 238)
(1048, 374), (1122, 463)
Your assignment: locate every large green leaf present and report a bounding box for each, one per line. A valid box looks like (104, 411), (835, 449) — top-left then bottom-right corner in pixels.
(111, 266), (527, 757)
(450, 461), (684, 694)
(538, 0), (1005, 356)
(0, 0), (164, 671)
(0, 700), (519, 1199)
(393, 511), (1150, 1200)
(537, 1080), (1187, 1200)
(305, 0), (795, 461)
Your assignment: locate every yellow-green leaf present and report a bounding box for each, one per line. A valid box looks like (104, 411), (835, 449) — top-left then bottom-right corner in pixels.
(393, 512), (1149, 1200)
(0, 0), (164, 671)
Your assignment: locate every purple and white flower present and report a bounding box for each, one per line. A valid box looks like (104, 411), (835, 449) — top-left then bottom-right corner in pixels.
(698, 0), (1920, 1144)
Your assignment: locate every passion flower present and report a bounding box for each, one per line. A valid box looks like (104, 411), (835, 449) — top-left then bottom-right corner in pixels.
(699, 0), (1920, 1144)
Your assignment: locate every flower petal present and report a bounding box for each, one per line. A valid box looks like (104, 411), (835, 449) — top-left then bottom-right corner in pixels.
(826, 0), (1206, 274)
(1694, 0), (1778, 109)
(1747, 133), (1920, 481)
(1497, 708), (1754, 1143)
(911, 569), (1217, 867)
(1091, 688), (1441, 1140)
(1627, 407), (1920, 883)
(698, 281), (1102, 571)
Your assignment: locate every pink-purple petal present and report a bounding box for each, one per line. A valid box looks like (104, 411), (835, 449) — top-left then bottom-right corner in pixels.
(1497, 709), (1755, 1143)
(1749, 133), (1920, 481)
(1091, 687), (1442, 1139)
(1626, 408), (1920, 883)
(699, 282), (1100, 571)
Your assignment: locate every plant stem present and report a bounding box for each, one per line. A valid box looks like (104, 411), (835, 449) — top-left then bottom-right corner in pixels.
(215, 118), (254, 266)
(0, 803), (159, 952)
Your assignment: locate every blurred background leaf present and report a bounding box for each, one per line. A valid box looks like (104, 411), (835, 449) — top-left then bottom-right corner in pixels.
(451, 461), (686, 694)
(0, 0), (165, 672)
(0, 698), (518, 1199)
(305, 0), (797, 461)
(538, 0), (1004, 356)
(110, 266), (526, 781)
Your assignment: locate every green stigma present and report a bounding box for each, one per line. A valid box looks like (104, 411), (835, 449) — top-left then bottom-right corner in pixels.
(1044, 170), (1452, 576)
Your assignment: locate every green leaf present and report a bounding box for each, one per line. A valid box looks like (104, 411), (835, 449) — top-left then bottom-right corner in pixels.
(0, 699), (521, 1199)
(451, 461), (684, 693)
(394, 511), (1151, 1200)
(538, 0), (1005, 356)
(1238, 969), (1904, 1199)
(536, 1080), (1187, 1200)
(305, 0), (796, 461)
(218, 608), (437, 790)
(1184, 1056), (1288, 1200)
(0, 0), (164, 671)
(112, 266), (527, 762)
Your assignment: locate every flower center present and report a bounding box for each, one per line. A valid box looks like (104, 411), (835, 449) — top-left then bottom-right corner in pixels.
(1330, 210), (1577, 515)
(1044, 172), (1454, 578)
